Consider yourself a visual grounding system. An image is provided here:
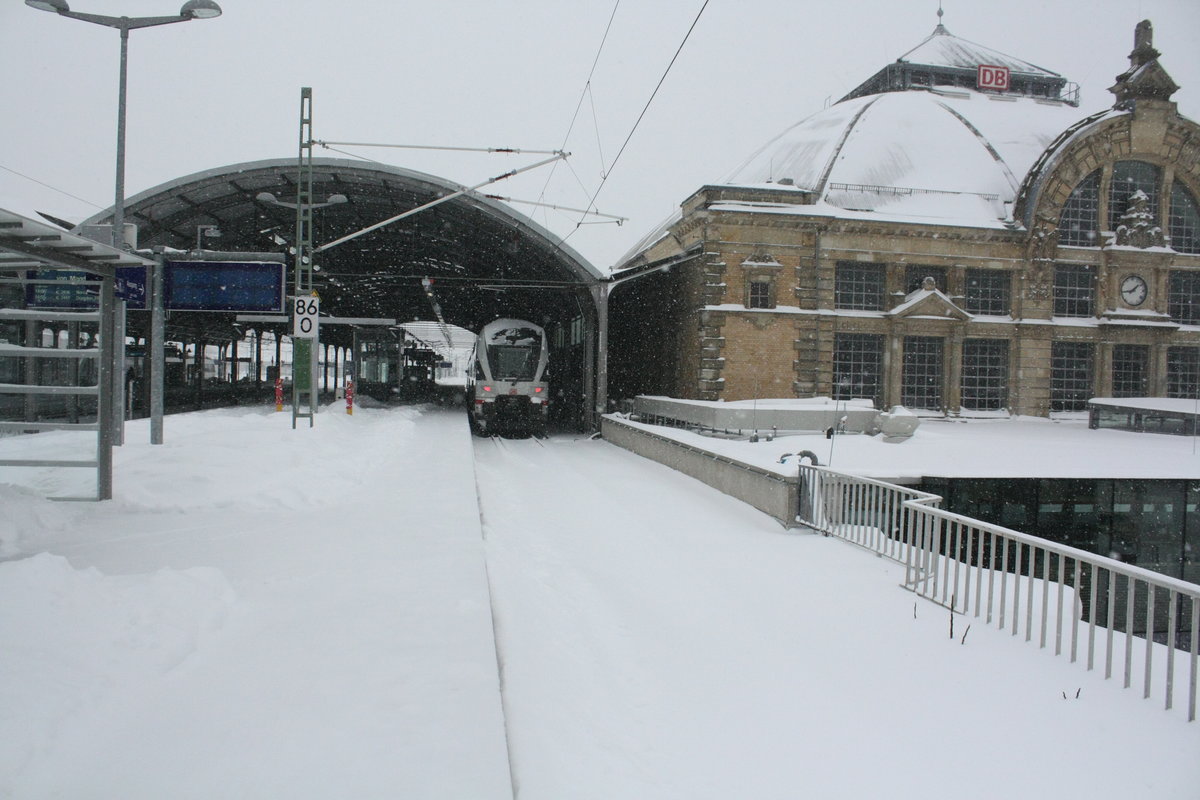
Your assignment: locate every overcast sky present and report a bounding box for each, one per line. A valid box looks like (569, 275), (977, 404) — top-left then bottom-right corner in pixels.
(2, 0), (1198, 271)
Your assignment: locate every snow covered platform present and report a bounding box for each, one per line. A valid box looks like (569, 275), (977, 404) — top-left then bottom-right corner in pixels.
(0, 406), (512, 798)
(2, 405), (1197, 797)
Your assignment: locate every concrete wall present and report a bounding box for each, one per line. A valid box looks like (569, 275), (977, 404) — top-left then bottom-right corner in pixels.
(601, 415), (800, 528)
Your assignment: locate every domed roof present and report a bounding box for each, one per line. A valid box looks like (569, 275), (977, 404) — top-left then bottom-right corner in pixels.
(721, 87), (1092, 227)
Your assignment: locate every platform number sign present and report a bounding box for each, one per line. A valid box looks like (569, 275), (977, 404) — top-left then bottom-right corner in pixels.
(977, 64), (1010, 92)
(293, 295), (319, 338)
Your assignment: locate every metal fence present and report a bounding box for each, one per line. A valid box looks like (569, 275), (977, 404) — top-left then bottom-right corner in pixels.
(796, 464), (1200, 722)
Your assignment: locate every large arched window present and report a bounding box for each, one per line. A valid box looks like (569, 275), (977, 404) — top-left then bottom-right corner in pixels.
(1059, 169), (1100, 246)
(1108, 160), (1162, 231)
(1169, 181), (1200, 254)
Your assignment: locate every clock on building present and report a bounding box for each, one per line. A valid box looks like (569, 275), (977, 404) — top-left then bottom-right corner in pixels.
(1120, 274), (1148, 307)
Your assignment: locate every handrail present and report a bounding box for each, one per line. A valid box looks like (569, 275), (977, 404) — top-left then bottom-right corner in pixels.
(795, 464), (1200, 722)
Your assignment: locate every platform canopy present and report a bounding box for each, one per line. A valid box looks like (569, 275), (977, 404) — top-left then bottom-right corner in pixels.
(77, 157), (604, 344)
(0, 207), (155, 278)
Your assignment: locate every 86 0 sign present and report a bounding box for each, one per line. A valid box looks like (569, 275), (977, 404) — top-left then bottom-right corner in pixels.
(293, 296), (319, 338)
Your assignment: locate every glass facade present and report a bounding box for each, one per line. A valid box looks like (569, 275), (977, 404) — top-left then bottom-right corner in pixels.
(919, 477), (1200, 586)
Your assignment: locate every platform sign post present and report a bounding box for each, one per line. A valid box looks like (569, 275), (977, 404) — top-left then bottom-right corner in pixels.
(291, 295), (319, 428)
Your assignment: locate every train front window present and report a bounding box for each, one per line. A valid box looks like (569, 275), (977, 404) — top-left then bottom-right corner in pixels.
(488, 345), (539, 380)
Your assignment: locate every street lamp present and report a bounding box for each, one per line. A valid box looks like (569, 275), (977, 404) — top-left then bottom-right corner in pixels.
(25, 0), (223, 250)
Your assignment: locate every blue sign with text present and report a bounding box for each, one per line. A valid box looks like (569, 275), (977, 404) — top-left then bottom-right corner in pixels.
(25, 267), (147, 310)
(162, 261), (286, 312)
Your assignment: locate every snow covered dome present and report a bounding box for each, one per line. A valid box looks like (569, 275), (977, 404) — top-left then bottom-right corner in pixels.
(720, 21), (1096, 229)
(723, 89), (1091, 228)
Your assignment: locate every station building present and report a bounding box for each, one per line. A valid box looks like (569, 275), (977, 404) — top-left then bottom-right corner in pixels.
(610, 19), (1200, 418)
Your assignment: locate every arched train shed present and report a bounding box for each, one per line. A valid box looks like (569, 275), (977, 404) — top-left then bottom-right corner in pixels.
(78, 157), (608, 427)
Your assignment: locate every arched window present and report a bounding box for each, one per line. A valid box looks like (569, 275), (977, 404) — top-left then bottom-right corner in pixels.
(1108, 160), (1161, 231)
(1059, 170), (1100, 246)
(1169, 181), (1200, 254)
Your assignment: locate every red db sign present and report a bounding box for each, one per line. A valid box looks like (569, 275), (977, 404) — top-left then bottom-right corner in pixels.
(978, 64), (1010, 91)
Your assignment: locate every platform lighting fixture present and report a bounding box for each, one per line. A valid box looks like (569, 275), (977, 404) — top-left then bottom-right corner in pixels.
(25, 0), (223, 250)
(196, 224), (221, 250)
(256, 192), (349, 210)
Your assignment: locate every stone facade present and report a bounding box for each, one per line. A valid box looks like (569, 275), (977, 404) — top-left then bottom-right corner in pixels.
(610, 23), (1200, 418)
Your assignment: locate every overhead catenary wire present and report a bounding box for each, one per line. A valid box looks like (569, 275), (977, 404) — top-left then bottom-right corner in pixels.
(0, 163), (105, 210)
(583, 0), (710, 216)
(317, 140), (562, 156)
(315, 152), (568, 253)
(316, 142), (624, 225)
(557, 0), (711, 252)
(537, 0), (622, 205)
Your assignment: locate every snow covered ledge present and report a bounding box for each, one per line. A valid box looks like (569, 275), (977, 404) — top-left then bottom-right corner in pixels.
(601, 415), (802, 529)
(631, 395), (920, 441)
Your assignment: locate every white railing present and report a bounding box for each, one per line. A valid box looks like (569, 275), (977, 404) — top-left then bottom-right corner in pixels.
(796, 464), (1200, 722)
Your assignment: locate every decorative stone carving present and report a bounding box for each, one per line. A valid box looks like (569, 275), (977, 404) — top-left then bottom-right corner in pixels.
(1028, 217), (1059, 262)
(1113, 190), (1166, 248)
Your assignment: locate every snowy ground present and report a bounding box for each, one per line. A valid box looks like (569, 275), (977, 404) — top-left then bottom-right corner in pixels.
(1, 405), (1198, 798)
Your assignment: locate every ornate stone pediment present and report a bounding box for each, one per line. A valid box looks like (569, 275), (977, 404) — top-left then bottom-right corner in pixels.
(890, 287), (971, 322)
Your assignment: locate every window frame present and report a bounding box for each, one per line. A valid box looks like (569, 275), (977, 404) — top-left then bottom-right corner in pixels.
(746, 278), (774, 309)
(832, 332), (884, 409)
(901, 335), (944, 411)
(1168, 270), (1200, 325)
(1108, 160), (1162, 232)
(963, 269), (1011, 316)
(1111, 344), (1149, 398)
(1169, 181), (1200, 255)
(835, 262), (886, 311)
(1050, 341), (1095, 412)
(1059, 169), (1101, 247)
(1053, 264), (1096, 318)
(960, 338), (1009, 410)
(1167, 346), (1200, 399)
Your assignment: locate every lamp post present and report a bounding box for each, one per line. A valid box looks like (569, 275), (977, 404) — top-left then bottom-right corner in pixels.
(25, 0), (223, 251)
(26, 0), (222, 460)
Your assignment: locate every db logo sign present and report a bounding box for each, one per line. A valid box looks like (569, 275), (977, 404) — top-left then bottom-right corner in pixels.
(978, 64), (1010, 92)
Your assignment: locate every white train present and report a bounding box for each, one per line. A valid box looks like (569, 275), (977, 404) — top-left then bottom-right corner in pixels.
(467, 318), (550, 436)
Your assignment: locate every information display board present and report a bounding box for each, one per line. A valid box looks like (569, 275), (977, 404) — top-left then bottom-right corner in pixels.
(25, 266), (147, 310)
(162, 261), (286, 312)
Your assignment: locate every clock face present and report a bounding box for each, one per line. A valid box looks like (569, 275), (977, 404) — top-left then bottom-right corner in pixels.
(1121, 275), (1148, 307)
